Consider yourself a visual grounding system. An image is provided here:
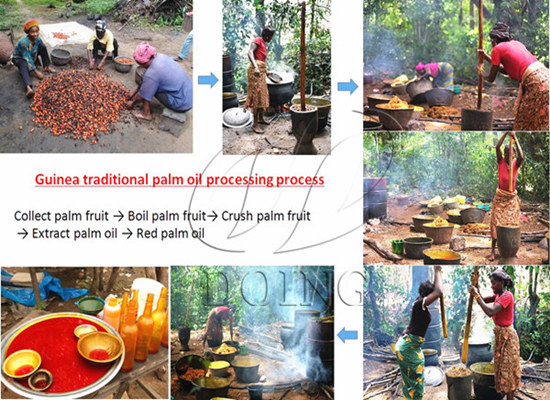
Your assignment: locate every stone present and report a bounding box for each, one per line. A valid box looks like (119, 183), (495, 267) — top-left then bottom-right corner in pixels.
(450, 235), (466, 251)
(539, 237), (548, 249)
(158, 108), (187, 137)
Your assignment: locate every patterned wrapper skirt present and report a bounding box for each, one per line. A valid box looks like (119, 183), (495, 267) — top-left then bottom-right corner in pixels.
(245, 60), (270, 111)
(490, 187), (520, 240)
(514, 62), (549, 131)
(396, 334), (425, 400)
(494, 325), (522, 393)
(433, 62), (454, 90)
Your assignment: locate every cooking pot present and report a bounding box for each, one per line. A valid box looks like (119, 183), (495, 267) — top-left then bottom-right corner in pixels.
(406, 78), (433, 99)
(425, 88), (454, 106)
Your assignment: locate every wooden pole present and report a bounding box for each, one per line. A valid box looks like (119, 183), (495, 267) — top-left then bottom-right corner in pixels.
(440, 295), (448, 338)
(461, 267), (479, 363)
(477, 0), (484, 109)
(184, 279), (195, 327)
(29, 268), (41, 308)
(300, 1), (306, 111)
(509, 135), (514, 192)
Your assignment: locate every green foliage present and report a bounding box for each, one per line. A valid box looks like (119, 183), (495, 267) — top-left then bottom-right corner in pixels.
(0, 2), (23, 29)
(171, 266), (334, 331)
(364, 0), (549, 80)
(364, 132), (549, 202)
(223, 0), (331, 95)
(82, 0), (117, 14)
(22, 0), (65, 6)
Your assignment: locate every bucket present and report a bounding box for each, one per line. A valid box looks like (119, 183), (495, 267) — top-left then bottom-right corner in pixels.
(131, 278), (165, 317)
(447, 373), (473, 400)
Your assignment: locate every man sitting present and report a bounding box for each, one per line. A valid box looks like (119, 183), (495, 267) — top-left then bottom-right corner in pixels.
(87, 20), (118, 70)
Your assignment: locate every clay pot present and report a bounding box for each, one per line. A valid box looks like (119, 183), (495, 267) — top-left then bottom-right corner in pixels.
(497, 225), (521, 258)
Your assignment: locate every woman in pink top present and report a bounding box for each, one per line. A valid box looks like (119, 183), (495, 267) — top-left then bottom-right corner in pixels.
(245, 26), (275, 134)
(470, 270), (521, 400)
(203, 304), (236, 348)
(489, 132), (523, 261)
(479, 22), (549, 130)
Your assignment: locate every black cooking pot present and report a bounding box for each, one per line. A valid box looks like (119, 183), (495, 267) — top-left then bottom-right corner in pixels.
(179, 326), (191, 351)
(425, 88), (454, 106)
(267, 81), (294, 108)
(223, 92), (239, 111)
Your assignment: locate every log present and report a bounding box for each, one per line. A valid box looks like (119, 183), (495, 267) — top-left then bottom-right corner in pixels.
(518, 389), (539, 400)
(522, 374), (550, 382)
(363, 237), (403, 261)
(364, 380), (399, 399)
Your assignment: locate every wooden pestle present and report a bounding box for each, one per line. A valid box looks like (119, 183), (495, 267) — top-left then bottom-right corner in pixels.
(461, 267), (479, 364)
(440, 295), (448, 339)
(509, 135), (514, 192)
(300, 1), (306, 111)
(477, 0), (484, 109)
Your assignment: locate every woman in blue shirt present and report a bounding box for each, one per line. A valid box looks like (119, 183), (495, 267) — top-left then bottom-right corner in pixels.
(12, 20), (56, 98)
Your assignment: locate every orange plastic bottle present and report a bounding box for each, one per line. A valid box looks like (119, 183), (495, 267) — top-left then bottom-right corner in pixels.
(134, 293), (154, 362)
(160, 311), (169, 348)
(120, 301), (138, 372)
(148, 287), (168, 354)
(119, 292), (129, 333)
(103, 297), (121, 332)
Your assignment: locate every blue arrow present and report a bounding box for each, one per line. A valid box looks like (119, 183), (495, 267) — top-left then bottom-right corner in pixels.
(337, 79), (358, 94)
(198, 73), (219, 88)
(337, 327), (358, 343)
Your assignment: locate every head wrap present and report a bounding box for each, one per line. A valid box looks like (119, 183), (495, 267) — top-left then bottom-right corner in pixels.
(491, 269), (513, 288)
(489, 22), (512, 42)
(133, 42), (156, 64)
(261, 25), (275, 38)
(415, 62), (425, 72)
(229, 304), (236, 313)
(95, 20), (106, 34)
(23, 19), (39, 34)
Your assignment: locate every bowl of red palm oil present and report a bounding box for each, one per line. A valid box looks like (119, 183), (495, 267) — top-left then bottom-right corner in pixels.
(77, 332), (123, 363)
(2, 349), (41, 379)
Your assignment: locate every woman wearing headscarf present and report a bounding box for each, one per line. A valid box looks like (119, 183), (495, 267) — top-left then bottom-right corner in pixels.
(127, 42), (193, 120)
(489, 132), (523, 261)
(470, 270), (521, 400)
(415, 62), (454, 90)
(396, 266), (443, 400)
(479, 22), (549, 130)
(245, 26), (275, 134)
(202, 305), (236, 348)
(12, 20), (56, 98)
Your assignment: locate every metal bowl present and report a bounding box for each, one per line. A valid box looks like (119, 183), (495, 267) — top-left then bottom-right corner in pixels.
(28, 369), (53, 391)
(423, 224), (455, 245)
(2, 349), (41, 378)
(51, 48), (71, 66)
(209, 360), (230, 377)
(460, 207), (486, 224)
(412, 214), (437, 232)
(222, 107), (253, 129)
(74, 324), (98, 338)
(212, 344), (238, 363)
(114, 56), (133, 73)
(423, 249), (461, 264)
(75, 296), (104, 315)
(375, 105), (414, 130)
(1, 313), (123, 398)
(425, 88), (454, 107)
(366, 94), (393, 109)
(77, 332), (123, 363)
(403, 237), (433, 259)
(363, 120), (383, 131)
(406, 78), (433, 99)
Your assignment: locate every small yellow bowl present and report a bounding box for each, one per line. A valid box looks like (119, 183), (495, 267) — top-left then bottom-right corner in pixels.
(77, 332), (123, 363)
(74, 324), (98, 338)
(28, 369), (53, 391)
(209, 360), (230, 377)
(2, 349), (41, 379)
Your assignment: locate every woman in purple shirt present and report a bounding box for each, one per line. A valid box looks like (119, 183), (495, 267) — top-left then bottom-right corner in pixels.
(127, 42), (193, 120)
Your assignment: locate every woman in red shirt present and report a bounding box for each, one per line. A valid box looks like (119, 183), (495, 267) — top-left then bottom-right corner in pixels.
(470, 270), (521, 400)
(245, 26), (275, 134)
(479, 22), (549, 130)
(489, 132), (523, 261)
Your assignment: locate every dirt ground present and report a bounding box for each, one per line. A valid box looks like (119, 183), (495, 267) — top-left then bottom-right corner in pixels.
(223, 112), (331, 155)
(0, 3), (193, 152)
(363, 196), (549, 265)
(1, 267), (168, 399)
(171, 330), (331, 400)
(363, 357), (550, 400)
(363, 75), (517, 131)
